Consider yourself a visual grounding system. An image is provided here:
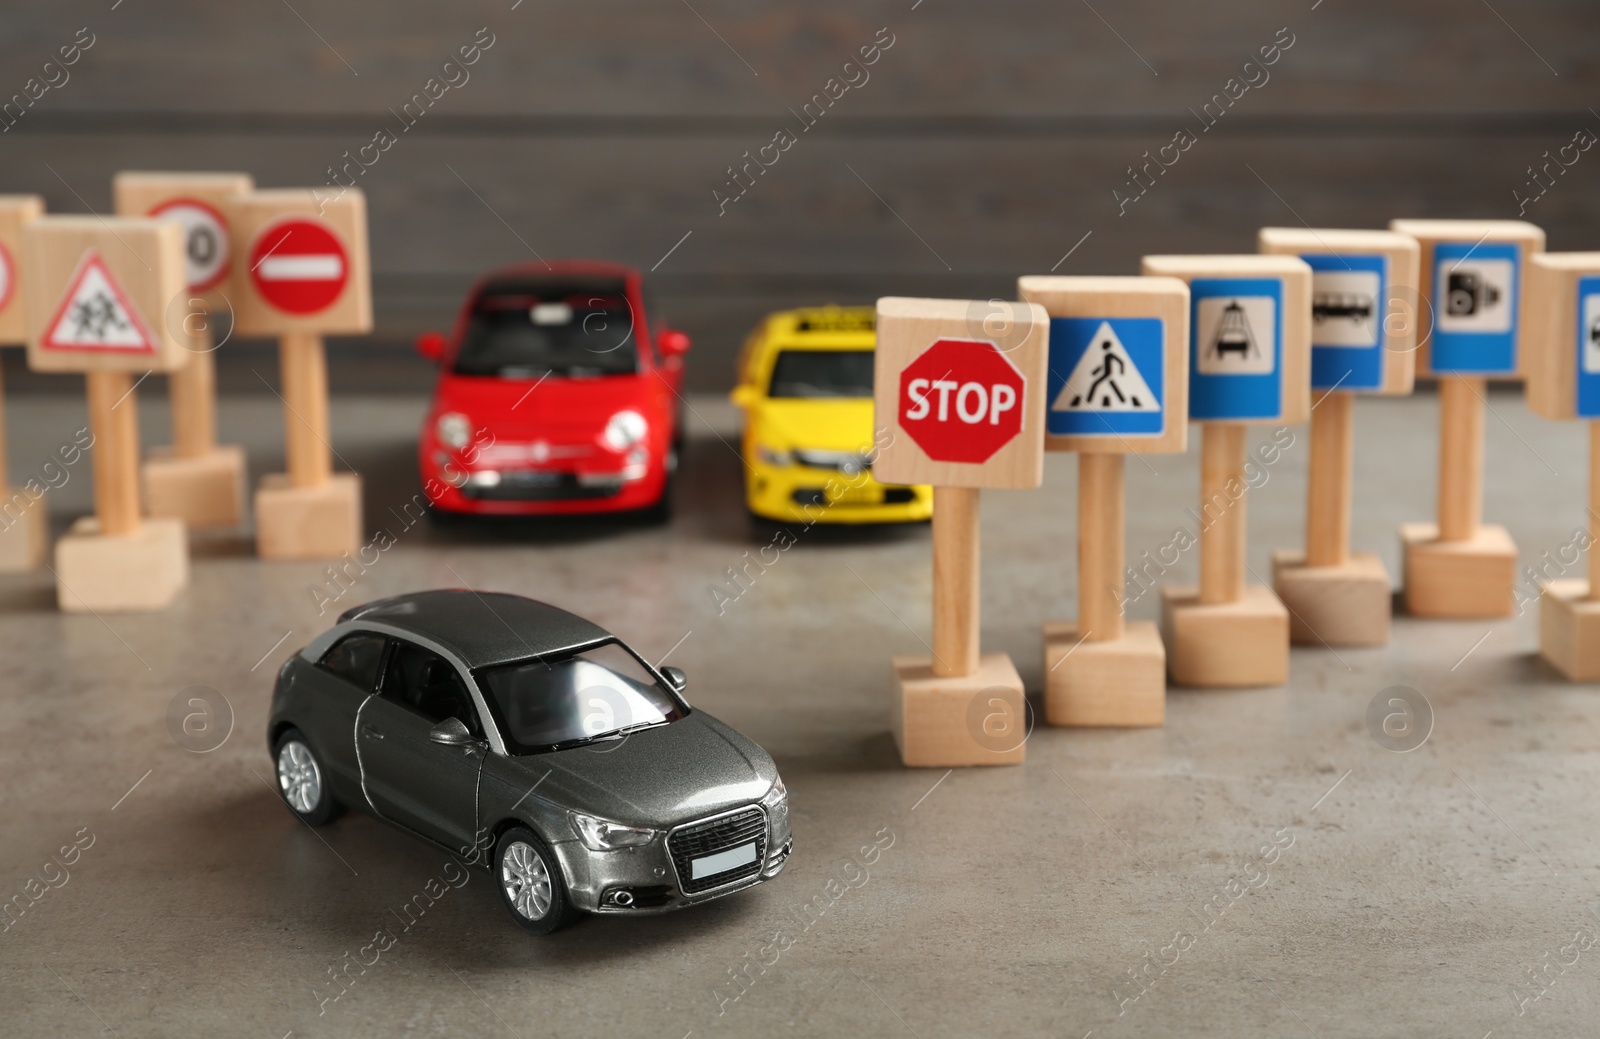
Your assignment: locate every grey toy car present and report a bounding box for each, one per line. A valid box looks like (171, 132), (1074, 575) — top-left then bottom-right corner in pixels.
(267, 589), (791, 933)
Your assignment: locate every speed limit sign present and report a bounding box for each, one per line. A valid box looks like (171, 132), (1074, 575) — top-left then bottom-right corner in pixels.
(150, 197), (230, 292)
(112, 172), (254, 308)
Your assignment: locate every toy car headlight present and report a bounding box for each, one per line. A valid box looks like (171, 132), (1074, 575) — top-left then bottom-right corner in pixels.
(570, 811), (656, 851)
(435, 412), (473, 450)
(756, 444), (792, 466)
(761, 775), (787, 809)
(603, 410), (648, 451)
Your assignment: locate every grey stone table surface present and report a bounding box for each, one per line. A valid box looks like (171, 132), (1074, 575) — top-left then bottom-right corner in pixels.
(1, 387), (1597, 1038)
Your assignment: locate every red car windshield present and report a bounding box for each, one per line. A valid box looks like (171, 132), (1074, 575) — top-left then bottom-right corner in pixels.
(453, 278), (641, 378)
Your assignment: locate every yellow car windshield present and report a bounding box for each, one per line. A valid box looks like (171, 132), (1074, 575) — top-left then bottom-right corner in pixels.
(767, 349), (874, 399)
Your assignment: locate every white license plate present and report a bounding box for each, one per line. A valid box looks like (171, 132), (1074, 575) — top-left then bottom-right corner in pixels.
(691, 841), (757, 880)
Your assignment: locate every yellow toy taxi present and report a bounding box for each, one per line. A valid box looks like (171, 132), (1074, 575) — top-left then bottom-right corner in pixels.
(730, 306), (932, 524)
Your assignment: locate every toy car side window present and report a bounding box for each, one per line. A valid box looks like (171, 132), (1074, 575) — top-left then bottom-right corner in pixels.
(382, 639), (482, 736)
(318, 633), (388, 691)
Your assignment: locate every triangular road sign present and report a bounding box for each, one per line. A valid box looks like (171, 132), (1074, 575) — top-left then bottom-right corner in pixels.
(1052, 321), (1159, 412)
(42, 250), (158, 354)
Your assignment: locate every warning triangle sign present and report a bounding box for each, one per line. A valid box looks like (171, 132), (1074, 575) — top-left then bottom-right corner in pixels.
(1052, 321), (1159, 412)
(42, 250), (158, 354)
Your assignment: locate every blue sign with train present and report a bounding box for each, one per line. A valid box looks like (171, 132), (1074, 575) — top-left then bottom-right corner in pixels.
(1577, 275), (1600, 418)
(1304, 253), (1387, 392)
(1188, 277), (1284, 421)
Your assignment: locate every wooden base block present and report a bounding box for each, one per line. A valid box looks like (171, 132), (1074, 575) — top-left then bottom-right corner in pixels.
(255, 472), (362, 560)
(1538, 579), (1600, 681)
(1399, 522), (1516, 618)
(889, 652), (1026, 768)
(1041, 621), (1164, 727)
(1161, 584), (1290, 688)
(55, 516), (187, 613)
(144, 445), (248, 530)
(0, 490), (50, 572)
(1271, 549), (1392, 647)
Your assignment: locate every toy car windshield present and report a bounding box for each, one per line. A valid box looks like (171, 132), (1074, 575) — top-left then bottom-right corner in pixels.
(453, 278), (638, 378)
(768, 348), (875, 398)
(478, 639), (687, 753)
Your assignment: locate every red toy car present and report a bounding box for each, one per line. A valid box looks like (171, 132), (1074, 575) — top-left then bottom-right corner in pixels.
(416, 261), (690, 519)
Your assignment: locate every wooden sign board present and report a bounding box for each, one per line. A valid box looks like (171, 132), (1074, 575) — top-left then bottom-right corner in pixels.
(0, 195), (44, 346)
(872, 297), (1049, 490)
(1258, 228), (1420, 397)
(113, 171), (254, 311)
(23, 217), (188, 374)
(1388, 219), (1544, 379)
(1018, 275), (1189, 455)
(1526, 252), (1600, 421)
(225, 189), (373, 337)
(1140, 255), (1312, 426)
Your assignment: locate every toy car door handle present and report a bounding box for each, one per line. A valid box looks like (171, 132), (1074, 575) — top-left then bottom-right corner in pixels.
(360, 724), (385, 740)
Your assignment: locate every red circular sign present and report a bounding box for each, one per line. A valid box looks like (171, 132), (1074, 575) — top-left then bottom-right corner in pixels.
(247, 218), (348, 315)
(899, 338), (1027, 464)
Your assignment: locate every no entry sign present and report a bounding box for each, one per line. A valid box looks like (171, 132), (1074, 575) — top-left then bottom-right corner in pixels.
(872, 296), (1049, 490)
(248, 218), (349, 316)
(900, 338), (1026, 464)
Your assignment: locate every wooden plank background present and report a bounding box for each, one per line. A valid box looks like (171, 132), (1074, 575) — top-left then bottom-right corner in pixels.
(0, 0), (1596, 391)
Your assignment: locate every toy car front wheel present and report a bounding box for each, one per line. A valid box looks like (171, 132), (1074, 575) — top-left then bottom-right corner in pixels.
(495, 828), (577, 934)
(274, 729), (342, 826)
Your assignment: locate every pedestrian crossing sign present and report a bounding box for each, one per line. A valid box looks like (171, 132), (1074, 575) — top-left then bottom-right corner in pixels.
(1046, 317), (1165, 437)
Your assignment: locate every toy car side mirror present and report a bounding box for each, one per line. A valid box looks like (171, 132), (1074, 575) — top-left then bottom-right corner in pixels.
(416, 331), (447, 363)
(429, 717), (477, 747)
(729, 384), (759, 409)
(657, 329), (691, 358)
(660, 665), (688, 693)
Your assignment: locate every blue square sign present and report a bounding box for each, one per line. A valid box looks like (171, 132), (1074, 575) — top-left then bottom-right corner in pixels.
(1304, 253), (1387, 392)
(1188, 277), (1284, 421)
(1430, 241), (1520, 374)
(1045, 317), (1165, 437)
(1576, 275), (1600, 418)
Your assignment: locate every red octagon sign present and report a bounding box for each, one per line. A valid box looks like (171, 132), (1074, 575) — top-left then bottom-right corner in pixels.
(899, 338), (1027, 464)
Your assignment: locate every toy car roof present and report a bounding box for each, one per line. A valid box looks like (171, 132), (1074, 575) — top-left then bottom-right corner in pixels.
(338, 590), (613, 668)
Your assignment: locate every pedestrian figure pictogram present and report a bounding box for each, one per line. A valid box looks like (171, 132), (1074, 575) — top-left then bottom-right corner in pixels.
(1053, 321), (1159, 413)
(41, 249), (158, 354)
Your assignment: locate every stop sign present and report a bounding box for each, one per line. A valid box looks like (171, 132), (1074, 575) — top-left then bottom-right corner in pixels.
(898, 338), (1027, 464)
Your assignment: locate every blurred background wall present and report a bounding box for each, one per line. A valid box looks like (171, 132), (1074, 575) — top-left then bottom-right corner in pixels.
(0, 0), (1596, 392)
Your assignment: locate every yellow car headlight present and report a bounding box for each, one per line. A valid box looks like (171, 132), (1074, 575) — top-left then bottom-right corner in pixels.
(756, 444), (792, 466)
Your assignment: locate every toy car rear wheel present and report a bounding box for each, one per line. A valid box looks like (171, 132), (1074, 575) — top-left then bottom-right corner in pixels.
(273, 729), (342, 826)
(495, 827), (577, 934)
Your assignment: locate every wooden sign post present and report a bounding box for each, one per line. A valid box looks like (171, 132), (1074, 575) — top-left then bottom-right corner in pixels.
(0, 195), (49, 571)
(23, 217), (190, 611)
(1388, 219), (1544, 617)
(873, 296), (1049, 767)
(225, 189), (371, 559)
(1140, 255), (1312, 687)
(1260, 229), (1420, 645)
(114, 172), (254, 530)
(1524, 252), (1600, 678)
(1017, 276), (1189, 726)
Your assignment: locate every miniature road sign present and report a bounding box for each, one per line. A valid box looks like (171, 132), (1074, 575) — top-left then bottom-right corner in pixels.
(115, 172), (256, 531)
(40, 252), (161, 355)
(1260, 228), (1420, 647)
(0, 195), (49, 572)
(1390, 219), (1545, 618)
(23, 216), (190, 611)
(1524, 252), (1600, 679)
(1141, 255), (1312, 688)
(247, 218), (351, 316)
(1020, 276), (1189, 728)
(875, 296), (1048, 768)
(226, 190), (370, 560)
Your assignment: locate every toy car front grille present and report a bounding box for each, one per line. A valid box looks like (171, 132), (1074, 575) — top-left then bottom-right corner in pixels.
(458, 470), (622, 501)
(668, 807), (767, 894)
